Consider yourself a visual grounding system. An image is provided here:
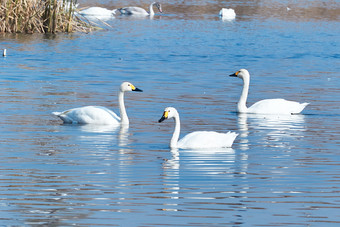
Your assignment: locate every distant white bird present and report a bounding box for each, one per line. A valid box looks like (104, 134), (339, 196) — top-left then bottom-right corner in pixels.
(219, 8), (236, 20)
(158, 107), (238, 149)
(3, 49), (6, 57)
(53, 82), (143, 125)
(229, 69), (309, 114)
(118, 2), (162, 16)
(79, 7), (117, 20)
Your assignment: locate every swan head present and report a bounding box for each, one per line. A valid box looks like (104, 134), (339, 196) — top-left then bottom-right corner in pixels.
(229, 69), (250, 80)
(153, 2), (163, 13)
(158, 107), (178, 123)
(120, 82), (143, 92)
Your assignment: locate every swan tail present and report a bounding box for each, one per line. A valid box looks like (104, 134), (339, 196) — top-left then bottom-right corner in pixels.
(294, 102), (310, 114)
(228, 131), (239, 138)
(52, 111), (76, 124)
(52, 111), (62, 116)
(227, 131), (239, 143)
(222, 131), (238, 147)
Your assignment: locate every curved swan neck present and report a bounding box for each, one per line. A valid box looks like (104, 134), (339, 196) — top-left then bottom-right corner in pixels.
(149, 3), (155, 15)
(119, 91), (129, 125)
(170, 113), (180, 148)
(238, 76), (250, 113)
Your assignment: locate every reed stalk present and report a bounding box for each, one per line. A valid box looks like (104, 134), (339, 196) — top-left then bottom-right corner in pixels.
(0, 0), (94, 33)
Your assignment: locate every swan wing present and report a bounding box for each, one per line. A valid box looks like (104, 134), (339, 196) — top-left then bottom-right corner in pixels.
(53, 106), (120, 125)
(118, 7), (148, 15)
(178, 131), (238, 149)
(248, 99), (309, 114)
(80, 7), (114, 16)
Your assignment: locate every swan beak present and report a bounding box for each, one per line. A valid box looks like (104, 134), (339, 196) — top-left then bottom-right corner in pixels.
(157, 3), (163, 13)
(158, 111), (168, 123)
(229, 71), (239, 77)
(131, 85), (143, 92)
(133, 87), (143, 92)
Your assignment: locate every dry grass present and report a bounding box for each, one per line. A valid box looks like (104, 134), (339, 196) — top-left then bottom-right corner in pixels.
(0, 0), (94, 33)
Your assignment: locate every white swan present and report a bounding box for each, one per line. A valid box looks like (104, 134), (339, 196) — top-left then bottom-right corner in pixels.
(158, 107), (238, 149)
(229, 69), (309, 114)
(118, 2), (162, 16)
(79, 7), (117, 20)
(53, 82), (142, 125)
(219, 8), (236, 20)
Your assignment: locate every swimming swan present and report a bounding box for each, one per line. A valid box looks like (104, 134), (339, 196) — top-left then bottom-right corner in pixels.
(158, 107), (238, 149)
(219, 8), (236, 20)
(229, 69), (309, 114)
(53, 82), (142, 125)
(118, 2), (162, 16)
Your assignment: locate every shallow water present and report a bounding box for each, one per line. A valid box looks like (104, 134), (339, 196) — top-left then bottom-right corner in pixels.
(1, 0), (340, 226)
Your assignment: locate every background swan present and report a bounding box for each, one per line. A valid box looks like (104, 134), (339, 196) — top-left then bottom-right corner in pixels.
(79, 7), (117, 20)
(219, 8), (236, 20)
(229, 69), (309, 114)
(53, 82), (142, 125)
(118, 2), (162, 16)
(158, 107), (238, 149)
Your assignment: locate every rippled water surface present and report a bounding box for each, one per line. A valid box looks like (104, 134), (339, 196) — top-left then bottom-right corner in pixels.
(1, 0), (340, 226)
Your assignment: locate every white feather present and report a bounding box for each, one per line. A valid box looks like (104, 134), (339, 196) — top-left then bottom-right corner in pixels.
(53, 82), (142, 125)
(230, 69), (309, 114)
(219, 8), (236, 20)
(159, 107), (238, 149)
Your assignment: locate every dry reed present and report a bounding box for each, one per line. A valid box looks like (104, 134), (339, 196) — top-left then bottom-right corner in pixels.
(0, 0), (94, 33)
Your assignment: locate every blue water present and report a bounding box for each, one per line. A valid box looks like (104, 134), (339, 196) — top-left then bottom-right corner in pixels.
(1, 1), (340, 226)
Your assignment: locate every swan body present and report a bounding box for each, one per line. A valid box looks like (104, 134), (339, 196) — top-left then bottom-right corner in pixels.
(158, 107), (238, 149)
(219, 8), (236, 20)
(229, 69), (309, 114)
(53, 106), (120, 125)
(118, 2), (162, 16)
(53, 82), (142, 125)
(79, 7), (117, 20)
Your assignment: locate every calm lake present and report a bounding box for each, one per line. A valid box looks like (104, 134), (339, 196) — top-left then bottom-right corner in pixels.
(1, 0), (340, 226)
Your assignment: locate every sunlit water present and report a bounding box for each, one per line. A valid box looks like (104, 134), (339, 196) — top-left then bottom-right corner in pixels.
(1, 0), (340, 226)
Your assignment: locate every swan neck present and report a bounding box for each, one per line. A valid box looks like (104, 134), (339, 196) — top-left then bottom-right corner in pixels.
(238, 76), (249, 113)
(170, 114), (180, 148)
(149, 3), (155, 15)
(119, 91), (129, 125)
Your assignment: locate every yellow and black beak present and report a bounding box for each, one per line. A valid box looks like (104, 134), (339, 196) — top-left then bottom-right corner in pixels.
(229, 71), (239, 77)
(131, 84), (143, 92)
(158, 111), (168, 123)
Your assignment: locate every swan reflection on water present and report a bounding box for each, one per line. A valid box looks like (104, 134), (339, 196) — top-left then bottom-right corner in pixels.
(79, 123), (120, 133)
(163, 148), (236, 175)
(77, 124), (130, 148)
(238, 113), (306, 150)
(161, 148), (237, 212)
